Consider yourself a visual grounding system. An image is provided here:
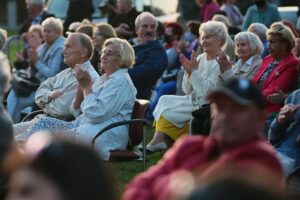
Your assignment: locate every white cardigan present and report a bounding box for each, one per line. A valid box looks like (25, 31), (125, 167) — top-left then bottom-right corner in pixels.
(153, 54), (221, 128)
(73, 69), (137, 160)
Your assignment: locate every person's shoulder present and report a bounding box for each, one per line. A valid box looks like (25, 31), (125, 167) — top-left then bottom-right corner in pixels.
(267, 3), (279, 10)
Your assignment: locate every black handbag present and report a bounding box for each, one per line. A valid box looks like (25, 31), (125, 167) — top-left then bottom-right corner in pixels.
(11, 70), (40, 97)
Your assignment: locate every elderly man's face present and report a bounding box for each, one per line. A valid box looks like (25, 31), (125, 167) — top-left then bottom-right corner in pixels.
(210, 95), (265, 147)
(62, 35), (86, 68)
(136, 15), (157, 43)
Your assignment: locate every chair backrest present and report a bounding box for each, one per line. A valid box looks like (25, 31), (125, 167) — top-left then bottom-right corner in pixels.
(127, 99), (150, 150)
(3, 35), (24, 68)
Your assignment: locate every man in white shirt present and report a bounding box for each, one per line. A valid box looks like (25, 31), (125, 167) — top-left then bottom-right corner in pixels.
(13, 33), (99, 135)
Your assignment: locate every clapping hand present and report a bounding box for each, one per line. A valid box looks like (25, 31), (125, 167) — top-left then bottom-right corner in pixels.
(75, 64), (93, 89)
(216, 51), (232, 73)
(179, 50), (199, 76)
(27, 48), (39, 65)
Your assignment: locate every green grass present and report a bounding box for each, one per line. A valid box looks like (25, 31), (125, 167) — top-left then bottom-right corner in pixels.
(110, 125), (163, 193)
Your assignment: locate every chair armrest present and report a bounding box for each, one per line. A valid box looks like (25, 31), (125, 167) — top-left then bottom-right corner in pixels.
(91, 119), (147, 147)
(21, 110), (44, 122)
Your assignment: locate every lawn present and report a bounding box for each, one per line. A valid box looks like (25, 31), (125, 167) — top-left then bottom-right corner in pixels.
(110, 125), (163, 194)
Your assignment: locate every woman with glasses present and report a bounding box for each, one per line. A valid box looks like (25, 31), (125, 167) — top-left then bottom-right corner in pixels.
(15, 38), (137, 160)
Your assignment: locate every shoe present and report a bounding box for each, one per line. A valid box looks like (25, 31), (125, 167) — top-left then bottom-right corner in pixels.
(146, 142), (167, 153)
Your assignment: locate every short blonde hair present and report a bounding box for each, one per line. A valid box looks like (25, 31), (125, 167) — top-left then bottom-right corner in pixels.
(267, 22), (295, 51)
(0, 28), (7, 49)
(234, 32), (263, 55)
(0, 53), (11, 95)
(94, 23), (117, 39)
(41, 17), (64, 35)
(103, 38), (135, 68)
(28, 25), (43, 39)
(199, 21), (228, 48)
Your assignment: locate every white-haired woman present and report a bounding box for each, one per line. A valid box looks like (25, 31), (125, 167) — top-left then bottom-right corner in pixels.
(218, 31), (263, 80)
(16, 38), (137, 160)
(7, 17), (65, 123)
(147, 21), (228, 152)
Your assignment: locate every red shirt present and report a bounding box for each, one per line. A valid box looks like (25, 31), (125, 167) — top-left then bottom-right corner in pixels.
(123, 135), (283, 200)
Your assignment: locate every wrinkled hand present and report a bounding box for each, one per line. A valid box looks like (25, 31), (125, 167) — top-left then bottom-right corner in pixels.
(216, 51), (231, 73)
(179, 50), (199, 76)
(277, 104), (300, 124)
(49, 90), (64, 100)
(27, 48), (39, 64)
(75, 64), (93, 89)
(267, 88), (287, 104)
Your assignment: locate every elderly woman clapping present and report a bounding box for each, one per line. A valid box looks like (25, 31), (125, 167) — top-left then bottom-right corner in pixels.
(146, 21), (228, 152)
(7, 17), (65, 123)
(15, 38), (137, 160)
(218, 31), (263, 81)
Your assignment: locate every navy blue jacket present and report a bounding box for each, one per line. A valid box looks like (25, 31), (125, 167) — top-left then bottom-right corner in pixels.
(129, 39), (167, 99)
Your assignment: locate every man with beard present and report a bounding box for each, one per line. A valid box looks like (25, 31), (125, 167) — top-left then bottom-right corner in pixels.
(242, 0), (281, 31)
(128, 12), (167, 100)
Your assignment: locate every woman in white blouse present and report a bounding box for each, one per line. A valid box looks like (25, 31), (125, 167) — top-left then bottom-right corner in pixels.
(16, 38), (137, 160)
(218, 31), (263, 81)
(146, 21), (228, 152)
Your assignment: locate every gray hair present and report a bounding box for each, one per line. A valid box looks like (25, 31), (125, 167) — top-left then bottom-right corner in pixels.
(199, 21), (228, 48)
(70, 33), (94, 60)
(135, 12), (158, 30)
(0, 28), (7, 50)
(247, 23), (267, 41)
(27, 0), (45, 6)
(41, 17), (64, 35)
(0, 53), (11, 96)
(234, 32), (263, 55)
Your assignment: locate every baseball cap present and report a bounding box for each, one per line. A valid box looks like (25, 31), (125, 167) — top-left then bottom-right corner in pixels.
(206, 78), (265, 109)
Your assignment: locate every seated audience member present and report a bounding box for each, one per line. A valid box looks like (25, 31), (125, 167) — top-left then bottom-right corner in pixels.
(183, 21), (201, 53)
(15, 38), (137, 160)
(128, 12), (167, 100)
(0, 56), (10, 103)
(146, 22), (185, 120)
(248, 23), (269, 58)
(146, 21), (227, 152)
(109, 0), (140, 39)
(241, 0), (281, 31)
(7, 17), (65, 123)
(5, 136), (118, 200)
(218, 31), (263, 80)
(252, 22), (298, 122)
(92, 23), (117, 74)
(13, 33), (99, 135)
(14, 25), (43, 70)
(0, 109), (14, 200)
(195, 0), (220, 23)
(0, 28), (7, 50)
(220, 0), (243, 29)
(123, 78), (283, 200)
(19, 0), (55, 36)
(268, 89), (300, 175)
(211, 14), (236, 62)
